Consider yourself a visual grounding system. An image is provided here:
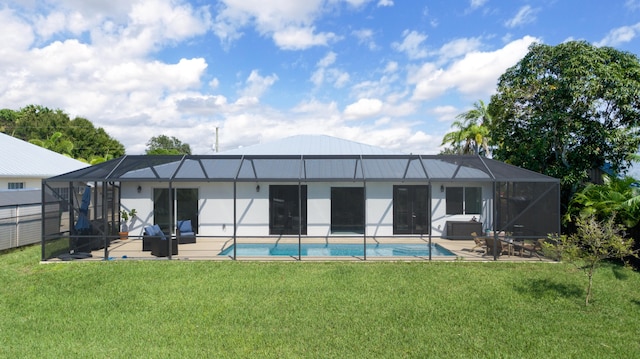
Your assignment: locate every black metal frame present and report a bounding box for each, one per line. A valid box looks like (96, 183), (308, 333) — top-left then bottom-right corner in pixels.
(42, 154), (560, 261)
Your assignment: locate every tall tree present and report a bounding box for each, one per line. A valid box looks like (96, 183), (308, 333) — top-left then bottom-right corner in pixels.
(441, 100), (492, 156)
(489, 41), (640, 203)
(146, 135), (191, 155)
(1, 105), (125, 161)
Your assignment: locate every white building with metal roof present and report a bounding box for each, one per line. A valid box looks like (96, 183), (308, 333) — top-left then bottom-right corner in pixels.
(0, 132), (89, 190)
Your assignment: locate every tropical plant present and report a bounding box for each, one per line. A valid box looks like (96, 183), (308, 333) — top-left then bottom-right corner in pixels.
(565, 174), (640, 229)
(29, 131), (74, 157)
(441, 100), (492, 156)
(120, 209), (137, 232)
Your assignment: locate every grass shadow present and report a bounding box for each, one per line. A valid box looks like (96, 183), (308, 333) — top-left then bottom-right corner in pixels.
(513, 278), (583, 299)
(611, 265), (631, 280)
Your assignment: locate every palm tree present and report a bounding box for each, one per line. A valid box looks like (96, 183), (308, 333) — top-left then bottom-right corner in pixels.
(566, 174), (640, 229)
(29, 131), (74, 157)
(441, 100), (492, 156)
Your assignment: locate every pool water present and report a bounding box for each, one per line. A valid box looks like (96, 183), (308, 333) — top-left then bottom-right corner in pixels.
(219, 243), (455, 257)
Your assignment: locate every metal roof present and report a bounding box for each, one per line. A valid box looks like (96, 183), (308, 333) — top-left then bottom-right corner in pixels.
(46, 154), (559, 183)
(0, 132), (89, 178)
(220, 135), (403, 155)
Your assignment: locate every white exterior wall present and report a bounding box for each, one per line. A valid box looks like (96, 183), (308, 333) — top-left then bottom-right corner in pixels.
(430, 181), (494, 237)
(0, 177), (43, 190)
(122, 180), (495, 238)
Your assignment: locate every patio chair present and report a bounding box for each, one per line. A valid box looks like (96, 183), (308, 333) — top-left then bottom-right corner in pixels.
(176, 219), (196, 244)
(142, 225), (157, 251)
(470, 232), (487, 254)
(484, 236), (511, 257)
(143, 224), (178, 257)
(514, 239), (543, 258)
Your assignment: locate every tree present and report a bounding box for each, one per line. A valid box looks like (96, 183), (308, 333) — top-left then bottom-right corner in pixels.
(146, 135), (191, 155)
(29, 131), (74, 157)
(441, 100), (492, 156)
(545, 215), (637, 305)
(67, 117), (125, 161)
(488, 41), (640, 202)
(1, 105), (125, 161)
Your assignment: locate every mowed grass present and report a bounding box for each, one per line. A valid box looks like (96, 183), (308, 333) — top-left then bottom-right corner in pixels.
(1, 246), (640, 358)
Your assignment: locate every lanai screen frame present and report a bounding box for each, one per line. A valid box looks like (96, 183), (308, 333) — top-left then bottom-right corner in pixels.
(42, 154), (560, 261)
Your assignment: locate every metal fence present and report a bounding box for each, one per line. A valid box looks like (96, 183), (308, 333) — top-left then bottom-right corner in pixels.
(0, 202), (42, 250)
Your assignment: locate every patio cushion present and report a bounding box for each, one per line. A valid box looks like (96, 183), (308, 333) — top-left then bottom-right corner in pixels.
(152, 224), (167, 240)
(177, 220), (193, 233)
(143, 226), (155, 236)
(177, 219), (196, 244)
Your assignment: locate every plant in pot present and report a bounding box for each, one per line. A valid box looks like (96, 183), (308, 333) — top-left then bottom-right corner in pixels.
(119, 208), (137, 240)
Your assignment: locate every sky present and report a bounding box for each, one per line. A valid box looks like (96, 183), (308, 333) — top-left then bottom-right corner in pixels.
(1, 0), (640, 155)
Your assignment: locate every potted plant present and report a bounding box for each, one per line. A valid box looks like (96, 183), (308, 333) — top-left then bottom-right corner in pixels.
(119, 208), (137, 240)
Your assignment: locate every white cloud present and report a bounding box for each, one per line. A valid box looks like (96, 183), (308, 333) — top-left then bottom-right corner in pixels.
(317, 51), (337, 67)
(626, 0), (640, 11)
(209, 78), (220, 89)
(505, 5), (538, 28)
(430, 105), (459, 122)
(437, 37), (483, 62)
(0, 9), (34, 53)
(595, 23), (640, 47)
(344, 98), (384, 120)
(384, 61), (399, 73)
(377, 0), (394, 7)
(411, 35), (539, 101)
(240, 70), (278, 99)
(311, 51), (350, 88)
(470, 0), (488, 9)
(392, 29), (429, 59)
(214, 0), (344, 50)
(272, 26), (338, 50)
(352, 28), (378, 50)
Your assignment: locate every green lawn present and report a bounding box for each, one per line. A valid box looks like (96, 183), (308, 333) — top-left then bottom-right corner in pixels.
(1, 245), (639, 358)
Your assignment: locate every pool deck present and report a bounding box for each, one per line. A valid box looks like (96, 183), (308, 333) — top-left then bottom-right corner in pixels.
(62, 236), (550, 262)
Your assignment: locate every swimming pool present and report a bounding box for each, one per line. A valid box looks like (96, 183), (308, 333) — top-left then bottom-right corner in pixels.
(218, 243), (455, 257)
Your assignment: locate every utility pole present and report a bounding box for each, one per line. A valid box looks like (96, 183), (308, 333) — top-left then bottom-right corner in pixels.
(215, 127), (219, 153)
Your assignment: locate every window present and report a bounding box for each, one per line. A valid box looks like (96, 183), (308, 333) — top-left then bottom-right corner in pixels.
(270, 185), (307, 235)
(331, 187), (364, 234)
(446, 187), (482, 215)
(8, 182), (24, 190)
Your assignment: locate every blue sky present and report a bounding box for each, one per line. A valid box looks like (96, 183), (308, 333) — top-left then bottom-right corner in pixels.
(1, 0), (640, 155)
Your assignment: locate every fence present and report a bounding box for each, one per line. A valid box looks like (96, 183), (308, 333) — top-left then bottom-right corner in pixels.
(0, 202), (42, 250)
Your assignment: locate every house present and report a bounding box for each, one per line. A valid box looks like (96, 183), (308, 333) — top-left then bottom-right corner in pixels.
(0, 132), (88, 251)
(41, 135), (560, 260)
(0, 132), (89, 190)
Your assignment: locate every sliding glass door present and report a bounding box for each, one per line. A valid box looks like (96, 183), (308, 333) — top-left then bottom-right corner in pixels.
(331, 187), (365, 234)
(153, 188), (198, 234)
(269, 185), (307, 235)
